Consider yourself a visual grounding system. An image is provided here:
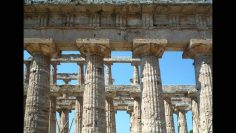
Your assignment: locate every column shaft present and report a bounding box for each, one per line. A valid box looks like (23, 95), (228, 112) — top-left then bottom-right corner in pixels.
(164, 98), (175, 133)
(49, 96), (57, 133)
(24, 54), (50, 133)
(106, 97), (116, 133)
(105, 63), (113, 85)
(82, 55), (106, 133)
(60, 109), (69, 133)
(133, 65), (140, 85)
(78, 63), (84, 85)
(192, 98), (199, 133)
(195, 54), (212, 133)
(131, 97), (141, 133)
(52, 63), (57, 85)
(75, 97), (83, 133)
(141, 56), (166, 133)
(178, 111), (188, 133)
(24, 62), (30, 84)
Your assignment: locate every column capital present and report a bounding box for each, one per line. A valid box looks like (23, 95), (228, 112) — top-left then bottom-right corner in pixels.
(183, 39), (212, 59)
(76, 38), (111, 58)
(131, 61), (141, 66)
(51, 61), (60, 66)
(24, 38), (59, 58)
(133, 39), (167, 58)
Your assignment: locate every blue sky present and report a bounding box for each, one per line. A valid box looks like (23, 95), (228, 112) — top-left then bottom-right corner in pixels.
(24, 50), (195, 133)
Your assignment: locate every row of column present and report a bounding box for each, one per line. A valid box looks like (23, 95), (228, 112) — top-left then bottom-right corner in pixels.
(24, 38), (212, 133)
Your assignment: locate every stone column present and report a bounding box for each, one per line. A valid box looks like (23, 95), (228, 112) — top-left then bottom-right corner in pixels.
(51, 62), (58, 85)
(59, 109), (70, 133)
(132, 62), (140, 85)
(128, 110), (134, 132)
(76, 39), (110, 133)
(105, 97), (116, 133)
(130, 97), (142, 133)
(133, 39), (167, 133)
(24, 61), (30, 84)
(105, 63), (113, 85)
(78, 63), (84, 85)
(183, 39), (212, 133)
(24, 38), (58, 133)
(49, 96), (57, 133)
(75, 96), (83, 133)
(192, 97), (199, 133)
(177, 110), (188, 133)
(163, 97), (175, 133)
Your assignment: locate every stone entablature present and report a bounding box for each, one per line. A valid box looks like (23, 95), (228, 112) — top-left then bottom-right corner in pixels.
(25, 0), (212, 5)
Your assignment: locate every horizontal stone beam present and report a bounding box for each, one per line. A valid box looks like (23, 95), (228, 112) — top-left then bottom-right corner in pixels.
(24, 55), (141, 63)
(57, 73), (78, 80)
(25, 0), (212, 5)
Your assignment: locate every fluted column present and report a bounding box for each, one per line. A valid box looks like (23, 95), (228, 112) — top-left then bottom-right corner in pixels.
(183, 39), (212, 133)
(130, 97), (141, 133)
(133, 39), (167, 133)
(132, 62), (140, 85)
(24, 38), (58, 133)
(24, 61), (30, 84)
(51, 62), (58, 85)
(75, 96), (83, 133)
(49, 96), (57, 133)
(76, 38), (110, 133)
(78, 63), (84, 85)
(59, 109), (70, 133)
(164, 97), (175, 133)
(177, 110), (188, 133)
(192, 97), (199, 133)
(105, 63), (113, 85)
(106, 97), (116, 133)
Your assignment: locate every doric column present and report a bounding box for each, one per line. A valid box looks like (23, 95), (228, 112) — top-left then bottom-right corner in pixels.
(130, 97), (141, 133)
(131, 62), (140, 85)
(192, 97), (199, 133)
(76, 38), (110, 133)
(24, 61), (31, 84)
(177, 110), (188, 133)
(128, 109), (134, 132)
(75, 96), (83, 133)
(49, 96), (57, 133)
(183, 39), (212, 133)
(51, 62), (59, 85)
(105, 63), (113, 85)
(59, 109), (70, 133)
(163, 97), (175, 133)
(133, 39), (167, 133)
(78, 63), (84, 85)
(24, 38), (58, 133)
(105, 97), (116, 133)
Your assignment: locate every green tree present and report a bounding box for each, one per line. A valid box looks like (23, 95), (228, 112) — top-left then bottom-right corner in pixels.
(189, 129), (193, 133)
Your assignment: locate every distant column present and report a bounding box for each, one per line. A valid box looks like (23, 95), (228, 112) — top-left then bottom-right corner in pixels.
(59, 109), (70, 133)
(164, 97), (175, 133)
(24, 61), (31, 84)
(78, 63), (84, 85)
(105, 63), (113, 85)
(183, 39), (212, 133)
(132, 62), (140, 85)
(192, 97), (199, 133)
(133, 39), (167, 133)
(177, 110), (188, 133)
(75, 96), (83, 133)
(130, 97), (141, 133)
(49, 96), (57, 133)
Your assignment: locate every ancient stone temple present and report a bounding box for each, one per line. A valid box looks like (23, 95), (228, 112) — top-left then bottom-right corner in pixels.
(24, 0), (212, 133)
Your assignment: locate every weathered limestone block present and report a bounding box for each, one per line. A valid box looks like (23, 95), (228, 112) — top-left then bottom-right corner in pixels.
(177, 110), (188, 133)
(183, 39), (212, 133)
(75, 96), (83, 133)
(133, 39), (167, 133)
(76, 39), (110, 133)
(164, 98), (175, 133)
